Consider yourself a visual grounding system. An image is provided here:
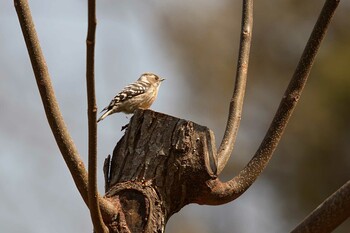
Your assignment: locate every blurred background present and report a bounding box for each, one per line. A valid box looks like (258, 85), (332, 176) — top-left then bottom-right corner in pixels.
(1, 0), (349, 232)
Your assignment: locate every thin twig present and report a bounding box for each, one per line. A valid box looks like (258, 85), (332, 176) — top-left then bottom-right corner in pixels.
(216, 0), (253, 174)
(15, 0), (116, 227)
(86, 0), (109, 232)
(14, 0), (89, 205)
(204, 0), (340, 205)
(291, 180), (350, 233)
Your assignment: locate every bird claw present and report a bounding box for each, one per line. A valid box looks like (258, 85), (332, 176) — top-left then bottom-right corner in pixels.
(121, 123), (129, 131)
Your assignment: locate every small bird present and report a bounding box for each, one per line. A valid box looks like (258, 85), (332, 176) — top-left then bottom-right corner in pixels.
(97, 72), (165, 122)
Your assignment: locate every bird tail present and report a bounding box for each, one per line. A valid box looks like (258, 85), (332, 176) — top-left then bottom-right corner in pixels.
(97, 109), (112, 123)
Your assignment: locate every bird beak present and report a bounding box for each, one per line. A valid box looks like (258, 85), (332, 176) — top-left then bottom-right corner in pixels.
(160, 78), (165, 82)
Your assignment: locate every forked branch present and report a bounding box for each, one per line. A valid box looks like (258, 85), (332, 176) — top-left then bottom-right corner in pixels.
(14, 0), (90, 205)
(204, 0), (340, 204)
(14, 0), (117, 227)
(217, 0), (253, 174)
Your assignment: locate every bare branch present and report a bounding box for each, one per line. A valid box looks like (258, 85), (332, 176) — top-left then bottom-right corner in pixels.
(14, 0), (117, 228)
(203, 0), (340, 204)
(217, 0), (253, 174)
(14, 0), (89, 206)
(86, 0), (109, 232)
(291, 180), (350, 233)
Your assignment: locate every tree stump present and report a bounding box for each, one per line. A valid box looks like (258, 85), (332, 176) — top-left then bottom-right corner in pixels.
(103, 109), (218, 232)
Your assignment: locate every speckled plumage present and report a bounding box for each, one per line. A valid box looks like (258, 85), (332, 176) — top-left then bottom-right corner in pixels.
(97, 73), (164, 122)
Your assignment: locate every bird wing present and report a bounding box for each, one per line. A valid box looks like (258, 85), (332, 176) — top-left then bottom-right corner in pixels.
(100, 81), (149, 112)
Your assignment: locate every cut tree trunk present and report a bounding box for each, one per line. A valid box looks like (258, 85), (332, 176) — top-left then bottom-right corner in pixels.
(103, 109), (218, 232)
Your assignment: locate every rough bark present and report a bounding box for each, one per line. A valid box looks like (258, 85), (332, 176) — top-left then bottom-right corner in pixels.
(103, 109), (218, 232)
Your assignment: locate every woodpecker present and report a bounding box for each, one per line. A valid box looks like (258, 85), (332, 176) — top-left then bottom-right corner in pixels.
(97, 72), (164, 122)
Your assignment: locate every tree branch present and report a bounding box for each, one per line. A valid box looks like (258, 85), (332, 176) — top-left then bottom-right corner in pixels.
(15, 0), (116, 229)
(14, 0), (90, 206)
(204, 0), (340, 204)
(217, 0), (253, 174)
(86, 0), (109, 232)
(291, 180), (350, 233)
